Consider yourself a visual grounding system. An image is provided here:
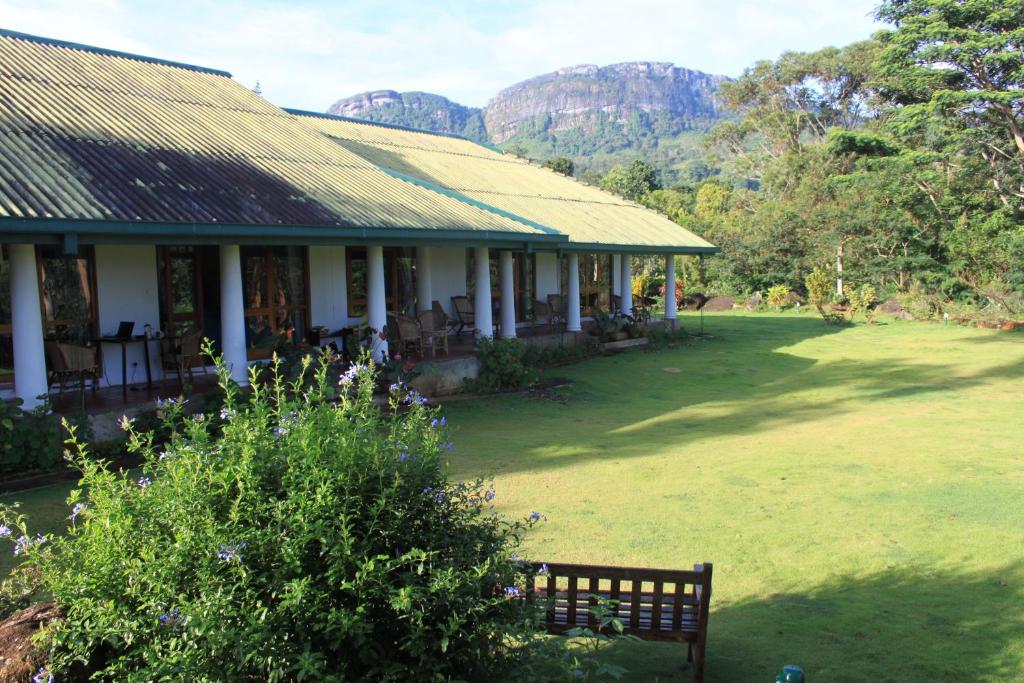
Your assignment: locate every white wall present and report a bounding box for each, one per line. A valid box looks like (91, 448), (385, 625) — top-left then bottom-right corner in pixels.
(535, 252), (560, 301)
(94, 245), (161, 387)
(308, 245), (351, 330)
(429, 247), (468, 318)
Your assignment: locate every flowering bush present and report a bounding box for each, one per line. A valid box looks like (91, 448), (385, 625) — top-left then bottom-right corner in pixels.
(1, 353), (553, 681)
(465, 337), (537, 393)
(658, 277), (685, 309)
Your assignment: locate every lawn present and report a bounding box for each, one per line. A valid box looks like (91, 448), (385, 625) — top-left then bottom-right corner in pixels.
(4, 311), (1023, 681)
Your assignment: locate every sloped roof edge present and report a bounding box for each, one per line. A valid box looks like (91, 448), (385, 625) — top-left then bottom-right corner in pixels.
(0, 28), (232, 77)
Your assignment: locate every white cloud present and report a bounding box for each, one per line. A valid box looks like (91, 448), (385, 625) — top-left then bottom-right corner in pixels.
(0, 0), (881, 110)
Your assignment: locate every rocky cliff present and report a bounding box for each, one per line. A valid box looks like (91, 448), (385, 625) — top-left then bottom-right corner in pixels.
(326, 90), (487, 142)
(483, 62), (726, 144)
(326, 62), (728, 182)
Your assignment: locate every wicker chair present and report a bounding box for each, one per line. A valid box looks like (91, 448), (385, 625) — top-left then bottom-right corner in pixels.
(547, 293), (566, 329)
(450, 296), (475, 336)
(160, 329), (206, 386)
(431, 300), (454, 335)
(390, 313), (425, 359)
(45, 341), (100, 400)
(417, 310), (449, 358)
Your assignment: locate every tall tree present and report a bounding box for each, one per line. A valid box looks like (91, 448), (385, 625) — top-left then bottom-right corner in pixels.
(874, 0), (1024, 209)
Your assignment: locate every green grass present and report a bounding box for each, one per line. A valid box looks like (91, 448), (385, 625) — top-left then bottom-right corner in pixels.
(4, 311), (1023, 681)
(442, 311), (1024, 681)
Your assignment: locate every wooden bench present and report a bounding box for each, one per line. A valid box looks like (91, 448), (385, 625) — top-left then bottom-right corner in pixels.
(529, 561), (713, 682)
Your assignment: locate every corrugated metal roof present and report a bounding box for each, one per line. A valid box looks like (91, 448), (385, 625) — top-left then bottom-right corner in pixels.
(0, 29), (555, 243)
(290, 110), (717, 253)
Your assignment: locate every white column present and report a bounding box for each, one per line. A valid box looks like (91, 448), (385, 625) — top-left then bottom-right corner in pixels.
(10, 244), (48, 409)
(415, 246), (432, 313)
(219, 245), (249, 385)
(473, 247), (493, 338)
(499, 250), (516, 338)
(620, 253), (632, 315)
(367, 245), (388, 360)
(664, 254), (677, 322)
(566, 252), (582, 332)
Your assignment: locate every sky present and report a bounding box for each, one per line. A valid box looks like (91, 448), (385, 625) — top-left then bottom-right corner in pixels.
(0, 0), (883, 110)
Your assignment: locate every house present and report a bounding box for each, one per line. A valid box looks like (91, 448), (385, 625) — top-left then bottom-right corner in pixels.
(0, 29), (716, 410)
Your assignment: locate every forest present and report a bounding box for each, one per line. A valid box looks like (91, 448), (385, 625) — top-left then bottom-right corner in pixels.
(583, 0), (1023, 321)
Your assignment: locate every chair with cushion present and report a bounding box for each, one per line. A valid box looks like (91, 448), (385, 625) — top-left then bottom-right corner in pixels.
(547, 293), (566, 329)
(391, 314), (425, 359)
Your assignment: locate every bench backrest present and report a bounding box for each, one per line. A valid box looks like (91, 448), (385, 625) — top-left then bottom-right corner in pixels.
(529, 561), (712, 640)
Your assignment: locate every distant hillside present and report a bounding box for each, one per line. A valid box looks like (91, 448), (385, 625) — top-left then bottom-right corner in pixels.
(326, 90), (488, 143)
(328, 62), (729, 184)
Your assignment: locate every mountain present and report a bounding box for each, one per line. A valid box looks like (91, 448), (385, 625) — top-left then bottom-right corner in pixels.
(326, 90), (488, 143)
(327, 62), (729, 183)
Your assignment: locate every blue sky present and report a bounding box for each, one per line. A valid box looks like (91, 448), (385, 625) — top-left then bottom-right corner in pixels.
(1, 0), (882, 110)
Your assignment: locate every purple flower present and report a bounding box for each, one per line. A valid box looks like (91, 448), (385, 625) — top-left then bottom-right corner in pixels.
(504, 585), (522, 598)
(389, 382), (402, 394)
(0, 524), (10, 538)
(484, 488), (495, 502)
(70, 503), (85, 522)
(191, 413), (206, 422)
(13, 534), (45, 556)
(529, 511), (547, 523)
(138, 476), (153, 488)
(219, 407), (235, 421)
(273, 425), (288, 437)
(416, 395), (429, 405)
(538, 563), (550, 576)
(430, 418), (439, 428)
(118, 415), (134, 431)
(398, 452), (409, 462)
(216, 542), (246, 563)
(32, 667), (52, 683)
(339, 364), (362, 386)
(439, 416), (446, 427)
(159, 607), (186, 628)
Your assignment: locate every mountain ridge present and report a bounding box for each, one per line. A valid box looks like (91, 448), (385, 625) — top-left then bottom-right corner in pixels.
(326, 61), (729, 183)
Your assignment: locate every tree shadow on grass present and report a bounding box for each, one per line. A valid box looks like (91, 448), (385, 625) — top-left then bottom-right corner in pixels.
(587, 562), (1024, 682)
(449, 314), (1024, 478)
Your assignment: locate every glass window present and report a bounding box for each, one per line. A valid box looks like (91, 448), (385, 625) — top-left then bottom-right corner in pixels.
(38, 245), (97, 343)
(241, 246), (309, 356)
(346, 247), (416, 317)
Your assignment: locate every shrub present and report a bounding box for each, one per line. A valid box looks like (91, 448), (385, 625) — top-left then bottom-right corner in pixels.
(2, 354), (551, 681)
(466, 337), (537, 393)
(848, 283), (878, 318)
(805, 268), (832, 311)
(766, 285), (790, 310)
(0, 397), (61, 477)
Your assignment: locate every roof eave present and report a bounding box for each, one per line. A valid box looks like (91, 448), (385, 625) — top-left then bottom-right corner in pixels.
(0, 217), (562, 248)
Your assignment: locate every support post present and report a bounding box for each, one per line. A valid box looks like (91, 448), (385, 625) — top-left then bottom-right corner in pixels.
(415, 246), (432, 313)
(499, 250), (516, 338)
(664, 253), (677, 326)
(566, 252), (582, 332)
(620, 253), (632, 316)
(367, 245), (388, 360)
(219, 245), (249, 385)
(10, 243), (48, 408)
(474, 247), (493, 338)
